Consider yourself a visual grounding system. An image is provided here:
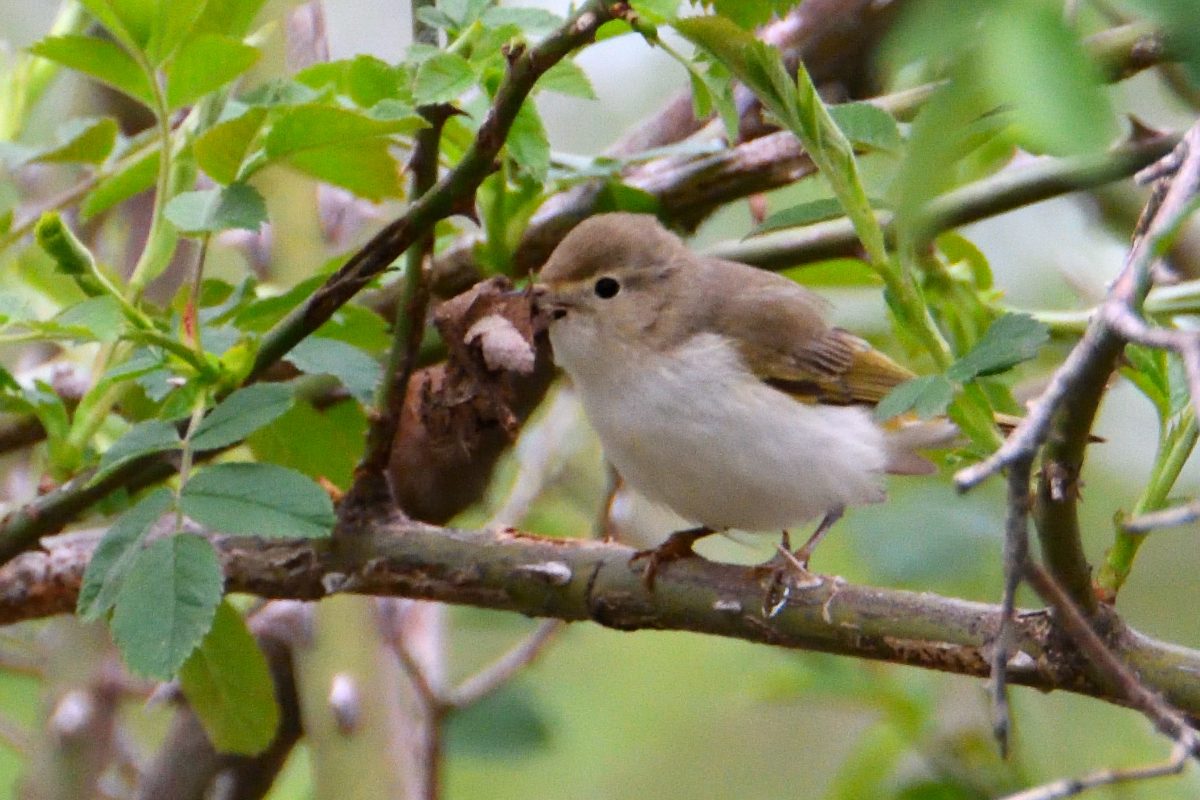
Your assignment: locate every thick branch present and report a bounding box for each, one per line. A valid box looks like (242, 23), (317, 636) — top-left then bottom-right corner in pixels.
(9, 523), (1200, 721)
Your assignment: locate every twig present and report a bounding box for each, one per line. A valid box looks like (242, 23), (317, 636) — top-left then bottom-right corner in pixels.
(992, 460), (1033, 758)
(446, 620), (564, 709)
(1120, 501), (1200, 533)
(998, 742), (1188, 800)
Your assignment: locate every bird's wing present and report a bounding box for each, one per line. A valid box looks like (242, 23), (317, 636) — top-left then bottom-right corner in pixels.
(701, 258), (914, 406)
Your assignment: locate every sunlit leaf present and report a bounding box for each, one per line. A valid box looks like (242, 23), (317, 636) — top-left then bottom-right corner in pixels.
(29, 35), (154, 107)
(413, 52), (476, 104)
(81, 151), (159, 220)
(165, 34), (261, 110)
(179, 600), (279, 755)
(195, 106), (267, 184)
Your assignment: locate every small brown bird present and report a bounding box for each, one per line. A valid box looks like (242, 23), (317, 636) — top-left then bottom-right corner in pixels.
(534, 213), (953, 595)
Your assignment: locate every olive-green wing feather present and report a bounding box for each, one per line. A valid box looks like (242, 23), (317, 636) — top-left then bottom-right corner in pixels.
(700, 257), (913, 406)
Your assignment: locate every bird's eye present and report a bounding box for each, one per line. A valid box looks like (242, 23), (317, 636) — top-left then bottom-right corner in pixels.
(594, 277), (620, 299)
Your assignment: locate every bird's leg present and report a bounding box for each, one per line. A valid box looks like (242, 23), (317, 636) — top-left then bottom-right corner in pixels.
(792, 505), (844, 569)
(757, 507), (845, 617)
(629, 526), (716, 590)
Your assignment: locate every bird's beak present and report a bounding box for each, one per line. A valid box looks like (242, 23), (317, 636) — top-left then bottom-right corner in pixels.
(528, 283), (571, 322)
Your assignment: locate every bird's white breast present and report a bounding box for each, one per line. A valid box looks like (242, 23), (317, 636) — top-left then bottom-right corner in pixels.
(550, 327), (890, 532)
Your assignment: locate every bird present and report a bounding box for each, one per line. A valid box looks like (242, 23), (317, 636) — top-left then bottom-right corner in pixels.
(532, 212), (954, 600)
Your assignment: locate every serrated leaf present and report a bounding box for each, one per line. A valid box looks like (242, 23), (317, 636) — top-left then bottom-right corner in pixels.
(1122, 344), (1170, 421)
(289, 140), (403, 201)
(190, 383), (294, 451)
(265, 104), (425, 159)
(874, 375), (955, 422)
(945, 313), (1049, 382)
(247, 401), (366, 491)
(111, 533), (224, 679)
(285, 337), (382, 406)
(181, 463), (335, 538)
(29, 35), (154, 107)
(537, 60), (596, 99)
(413, 52), (476, 105)
(179, 599), (279, 755)
(78, 488), (174, 621)
(82, 151), (159, 220)
(506, 101), (549, 181)
(828, 102), (902, 153)
(346, 55), (400, 108)
(165, 184), (268, 234)
(95, 419), (182, 483)
(195, 106), (267, 184)
(165, 34), (261, 110)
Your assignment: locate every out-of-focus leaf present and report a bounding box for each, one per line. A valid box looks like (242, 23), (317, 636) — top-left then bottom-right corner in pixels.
(413, 52), (476, 104)
(165, 34), (261, 110)
(179, 600), (279, 755)
(53, 295), (124, 342)
(506, 101), (550, 181)
(594, 180), (659, 215)
(829, 102), (903, 153)
(752, 198), (868, 236)
(195, 107), (267, 184)
(190, 383), (294, 452)
(82, 151), (159, 220)
(291, 142), (403, 201)
(191, 0), (269, 39)
(94, 419), (182, 483)
(945, 313), (1049, 382)
(77, 0), (153, 53)
(285, 337), (381, 406)
(782, 259), (882, 288)
(346, 55), (401, 107)
(480, 6), (562, 34)
(981, 2), (1114, 156)
(111, 533), (224, 679)
(29, 35), (154, 107)
(165, 184), (268, 234)
(445, 681), (552, 758)
(1122, 344), (1171, 422)
(937, 231), (992, 290)
(3, 117), (119, 167)
(241, 79), (321, 107)
(630, 0), (679, 24)
(180, 463), (335, 538)
(874, 374), (955, 422)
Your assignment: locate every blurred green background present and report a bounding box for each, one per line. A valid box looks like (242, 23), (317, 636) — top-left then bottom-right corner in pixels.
(3, 0), (1200, 798)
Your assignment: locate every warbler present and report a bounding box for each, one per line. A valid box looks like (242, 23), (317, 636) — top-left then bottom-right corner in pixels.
(533, 213), (953, 591)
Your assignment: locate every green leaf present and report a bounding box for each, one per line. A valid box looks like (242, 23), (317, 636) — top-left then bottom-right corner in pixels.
(77, 0), (154, 53)
(78, 488), (174, 621)
(981, 2), (1115, 156)
(5, 117), (119, 167)
(165, 34), (261, 110)
(413, 52), (476, 104)
(506, 101), (550, 181)
(190, 383), (294, 451)
(874, 375), (955, 422)
(711, 0), (777, 28)
(480, 6), (562, 33)
(81, 151), (159, 220)
(111, 533), (224, 679)
(593, 180), (659, 215)
(346, 55), (401, 108)
(936, 232), (992, 290)
(195, 106), (267, 184)
(95, 420), (182, 483)
(165, 184), (268, 234)
(190, 0), (269, 39)
(630, 0), (679, 24)
(945, 313), (1050, 382)
(781, 259), (882, 288)
(537, 60), (596, 99)
(1121, 344), (1171, 422)
(446, 681), (552, 757)
(179, 600), (279, 755)
(248, 400), (366, 491)
(291, 141), (403, 201)
(146, 3), (207, 64)
(29, 35), (154, 107)
(181, 463), (335, 538)
(752, 198), (854, 236)
(265, 104), (425, 159)
(828, 102), (902, 153)
(285, 337), (381, 406)
(53, 295), (125, 342)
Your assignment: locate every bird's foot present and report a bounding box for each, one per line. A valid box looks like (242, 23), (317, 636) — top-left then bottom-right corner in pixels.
(629, 526), (715, 591)
(751, 533), (826, 618)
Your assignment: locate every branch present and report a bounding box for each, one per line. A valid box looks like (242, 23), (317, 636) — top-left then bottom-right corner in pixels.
(11, 522), (1200, 723)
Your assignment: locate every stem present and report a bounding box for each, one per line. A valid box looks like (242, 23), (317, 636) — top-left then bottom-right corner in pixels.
(1097, 411), (1199, 598)
(126, 52), (176, 299)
